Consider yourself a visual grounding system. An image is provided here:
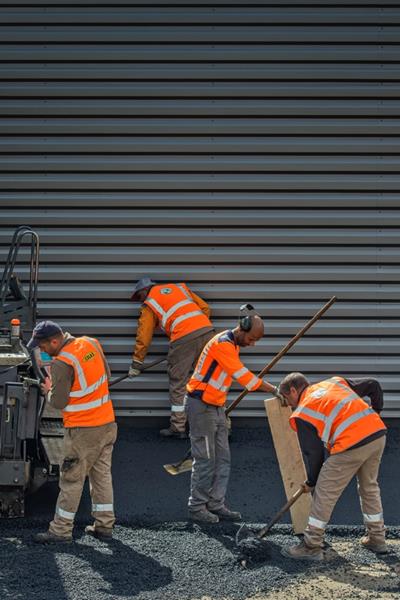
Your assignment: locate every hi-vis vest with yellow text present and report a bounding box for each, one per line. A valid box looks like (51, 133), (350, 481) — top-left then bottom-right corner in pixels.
(144, 283), (212, 342)
(55, 337), (115, 428)
(290, 377), (385, 454)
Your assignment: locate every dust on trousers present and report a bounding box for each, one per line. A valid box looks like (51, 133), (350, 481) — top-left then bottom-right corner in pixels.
(304, 435), (386, 548)
(186, 394), (230, 512)
(49, 422), (117, 538)
(167, 330), (214, 433)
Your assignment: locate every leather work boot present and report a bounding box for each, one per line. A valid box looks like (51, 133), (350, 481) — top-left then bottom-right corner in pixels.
(281, 540), (324, 561)
(360, 535), (388, 554)
(188, 509), (219, 524)
(209, 506), (242, 521)
(85, 525), (113, 541)
(159, 427), (188, 439)
(34, 531), (72, 544)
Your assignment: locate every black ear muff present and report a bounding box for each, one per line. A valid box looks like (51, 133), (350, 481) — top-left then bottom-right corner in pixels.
(239, 303), (255, 332)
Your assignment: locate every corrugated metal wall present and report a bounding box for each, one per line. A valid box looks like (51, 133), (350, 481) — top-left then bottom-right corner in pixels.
(0, 1), (399, 417)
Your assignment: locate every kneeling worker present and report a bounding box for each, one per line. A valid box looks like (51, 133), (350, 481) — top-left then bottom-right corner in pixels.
(31, 320), (117, 544)
(279, 372), (387, 561)
(185, 305), (279, 524)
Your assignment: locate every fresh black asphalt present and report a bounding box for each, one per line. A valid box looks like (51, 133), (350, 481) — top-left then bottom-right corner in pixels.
(0, 422), (398, 600)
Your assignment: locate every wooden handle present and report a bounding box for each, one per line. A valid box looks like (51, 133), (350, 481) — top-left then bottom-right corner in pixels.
(257, 487), (305, 539)
(225, 296), (336, 415)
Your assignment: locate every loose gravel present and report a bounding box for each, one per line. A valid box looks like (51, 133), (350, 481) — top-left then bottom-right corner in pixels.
(1, 423), (398, 600)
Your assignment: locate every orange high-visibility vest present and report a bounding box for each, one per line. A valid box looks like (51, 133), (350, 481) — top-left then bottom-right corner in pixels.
(144, 283), (212, 342)
(55, 337), (115, 428)
(186, 330), (262, 406)
(290, 377), (386, 454)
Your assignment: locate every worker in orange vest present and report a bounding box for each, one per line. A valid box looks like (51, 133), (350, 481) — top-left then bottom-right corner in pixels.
(279, 372), (387, 561)
(30, 320), (117, 544)
(185, 305), (279, 524)
(129, 277), (215, 438)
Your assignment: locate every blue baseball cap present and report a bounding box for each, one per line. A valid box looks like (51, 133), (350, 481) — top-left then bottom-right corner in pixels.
(27, 320), (63, 349)
(130, 277), (156, 301)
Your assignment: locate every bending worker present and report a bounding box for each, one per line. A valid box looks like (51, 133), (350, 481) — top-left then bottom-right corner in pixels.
(279, 372), (387, 561)
(30, 320), (117, 544)
(185, 305), (279, 524)
(130, 277), (214, 438)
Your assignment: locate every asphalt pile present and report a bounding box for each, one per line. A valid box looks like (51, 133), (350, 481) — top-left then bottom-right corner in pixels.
(0, 424), (398, 600)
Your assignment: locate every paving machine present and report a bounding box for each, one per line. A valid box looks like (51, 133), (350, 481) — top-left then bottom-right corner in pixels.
(0, 226), (64, 517)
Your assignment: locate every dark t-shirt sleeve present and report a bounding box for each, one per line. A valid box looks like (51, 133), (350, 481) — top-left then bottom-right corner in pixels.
(345, 377), (383, 414)
(295, 418), (325, 487)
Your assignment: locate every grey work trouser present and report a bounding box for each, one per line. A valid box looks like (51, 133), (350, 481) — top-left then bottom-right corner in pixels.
(304, 435), (386, 548)
(49, 421), (118, 538)
(186, 394), (230, 511)
(168, 329), (214, 433)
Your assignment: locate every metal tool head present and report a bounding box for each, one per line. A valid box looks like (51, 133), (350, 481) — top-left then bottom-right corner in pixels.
(163, 458), (193, 476)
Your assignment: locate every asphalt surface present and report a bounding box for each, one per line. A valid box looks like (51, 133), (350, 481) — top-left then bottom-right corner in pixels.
(1, 422), (399, 600)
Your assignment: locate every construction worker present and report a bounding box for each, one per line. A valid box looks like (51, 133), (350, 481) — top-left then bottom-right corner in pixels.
(278, 372), (387, 561)
(30, 320), (117, 544)
(185, 305), (280, 524)
(129, 277), (215, 438)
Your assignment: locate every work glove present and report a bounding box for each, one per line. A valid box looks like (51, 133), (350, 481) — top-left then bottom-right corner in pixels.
(272, 385), (287, 407)
(301, 481), (315, 494)
(129, 360), (143, 378)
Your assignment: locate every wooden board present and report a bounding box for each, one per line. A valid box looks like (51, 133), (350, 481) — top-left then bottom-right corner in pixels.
(264, 397), (312, 534)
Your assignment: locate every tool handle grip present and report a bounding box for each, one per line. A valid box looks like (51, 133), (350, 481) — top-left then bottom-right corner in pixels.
(257, 487), (305, 539)
(109, 357), (166, 388)
(225, 296), (336, 416)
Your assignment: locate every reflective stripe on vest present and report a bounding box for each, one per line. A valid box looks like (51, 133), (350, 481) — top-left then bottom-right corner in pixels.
(192, 365), (229, 393)
(145, 283), (210, 340)
(330, 407), (375, 445)
(58, 344), (107, 399)
(291, 377), (385, 453)
(63, 393), (110, 413)
(294, 378), (369, 448)
(146, 284), (196, 331)
(56, 336), (114, 428)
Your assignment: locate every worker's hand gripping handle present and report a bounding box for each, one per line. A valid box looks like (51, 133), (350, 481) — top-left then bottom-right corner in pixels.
(225, 296), (337, 416)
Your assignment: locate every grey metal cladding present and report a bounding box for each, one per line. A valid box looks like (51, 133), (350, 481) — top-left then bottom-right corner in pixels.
(0, 2), (398, 417)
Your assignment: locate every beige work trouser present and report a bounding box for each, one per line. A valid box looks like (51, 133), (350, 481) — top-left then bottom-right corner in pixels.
(304, 435), (386, 549)
(168, 330), (214, 433)
(49, 421), (117, 538)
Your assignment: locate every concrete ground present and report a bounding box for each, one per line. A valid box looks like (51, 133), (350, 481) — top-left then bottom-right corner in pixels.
(1, 422), (399, 600)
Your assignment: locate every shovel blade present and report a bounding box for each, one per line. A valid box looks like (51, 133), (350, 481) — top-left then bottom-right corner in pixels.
(163, 458), (193, 476)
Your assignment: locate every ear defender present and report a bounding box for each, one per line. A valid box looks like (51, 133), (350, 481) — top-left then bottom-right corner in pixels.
(239, 303), (255, 332)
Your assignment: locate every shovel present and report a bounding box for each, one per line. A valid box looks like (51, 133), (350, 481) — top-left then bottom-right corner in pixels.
(236, 486), (306, 567)
(163, 296), (336, 476)
(109, 357), (166, 388)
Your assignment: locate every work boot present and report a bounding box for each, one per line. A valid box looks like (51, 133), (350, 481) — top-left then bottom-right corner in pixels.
(188, 509), (219, 524)
(159, 427), (188, 439)
(281, 540), (324, 561)
(85, 525), (113, 541)
(360, 535), (388, 554)
(209, 506), (242, 521)
(34, 530), (72, 544)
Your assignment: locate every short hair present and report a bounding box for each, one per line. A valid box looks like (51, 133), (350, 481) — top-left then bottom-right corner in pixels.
(279, 372), (310, 396)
